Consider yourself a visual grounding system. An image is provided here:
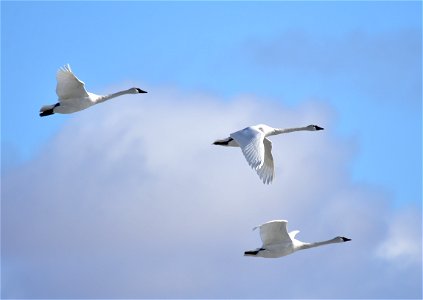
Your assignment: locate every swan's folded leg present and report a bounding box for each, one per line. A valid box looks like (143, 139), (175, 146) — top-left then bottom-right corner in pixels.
(244, 248), (266, 256)
(39, 104), (59, 117)
(213, 137), (238, 147)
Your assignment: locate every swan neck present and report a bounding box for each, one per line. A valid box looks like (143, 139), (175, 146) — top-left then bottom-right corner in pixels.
(273, 126), (310, 135)
(300, 238), (339, 250)
(97, 89), (132, 103)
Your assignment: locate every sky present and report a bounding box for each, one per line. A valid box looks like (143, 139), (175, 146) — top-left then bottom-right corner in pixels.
(1, 1), (422, 299)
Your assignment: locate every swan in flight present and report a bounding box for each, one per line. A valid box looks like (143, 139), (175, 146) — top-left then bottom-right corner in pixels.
(244, 220), (351, 258)
(39, 64), (147, 117)
(213, 124), (324, 184)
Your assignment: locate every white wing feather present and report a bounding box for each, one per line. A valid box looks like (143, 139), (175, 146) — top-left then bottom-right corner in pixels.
(289, 230), (300, 239)
(230, 127), (265, 170)
(254, 220), (291, 247)
(56, 64), (89, 100)
(255, 138), (274, 184)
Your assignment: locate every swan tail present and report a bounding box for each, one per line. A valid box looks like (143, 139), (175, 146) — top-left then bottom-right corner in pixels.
(39, 104), (58, 117)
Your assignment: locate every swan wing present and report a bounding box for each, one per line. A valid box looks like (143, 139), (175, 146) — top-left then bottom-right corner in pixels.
(256, 138), (274, 184)
(254, 220), (291, 247)
(230, 127), (265, 170)
(289, 230), (300, 239)
(56, 64), (89, 100)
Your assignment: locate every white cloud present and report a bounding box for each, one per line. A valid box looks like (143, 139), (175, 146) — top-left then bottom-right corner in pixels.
(2, 88), (421, 298)
(376, 207), (422, 266)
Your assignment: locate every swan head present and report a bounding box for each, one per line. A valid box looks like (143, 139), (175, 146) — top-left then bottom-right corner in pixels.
(131, 88), (148, 94)
(336, 236), (351, 242)
(307, 124), (324, 131)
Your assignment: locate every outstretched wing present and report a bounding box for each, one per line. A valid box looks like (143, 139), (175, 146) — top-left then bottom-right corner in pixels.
(256, 138), (274, 184)
(230, 127), (265, 170)
(254, 220), (291, 247)
(289, 230), (300, 239)
(56, 64), (89, 100)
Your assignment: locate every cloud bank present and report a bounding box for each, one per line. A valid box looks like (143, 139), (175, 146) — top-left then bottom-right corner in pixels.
(2, 88), (421, 298)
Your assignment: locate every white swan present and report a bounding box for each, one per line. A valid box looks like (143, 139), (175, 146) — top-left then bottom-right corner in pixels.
(213, 124), (324, 184)
(39, 64), (147, 117)
(244, 220), (351, 258)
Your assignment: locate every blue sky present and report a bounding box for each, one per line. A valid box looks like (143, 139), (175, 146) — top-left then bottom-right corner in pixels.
(1, 1), (422, 298)
(2, 1), (421, 205)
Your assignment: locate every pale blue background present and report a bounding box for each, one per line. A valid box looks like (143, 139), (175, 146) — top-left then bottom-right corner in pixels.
(3, 1), (420, 205)
(1, 1), (422, 298)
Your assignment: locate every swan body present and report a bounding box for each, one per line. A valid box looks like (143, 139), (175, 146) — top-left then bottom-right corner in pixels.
(244, 220), (351, 258)
(39, 64), (147, 117)
(213, 124), (324, 184)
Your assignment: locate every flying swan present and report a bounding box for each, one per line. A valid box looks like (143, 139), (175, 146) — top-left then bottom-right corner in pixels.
(213, 124), (324, 184)
(39, 64), (147, 117)
(244, 220), (351, 258)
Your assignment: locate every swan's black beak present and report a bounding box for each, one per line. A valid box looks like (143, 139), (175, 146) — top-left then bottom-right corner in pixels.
(341, 237), (351, 242)
(136, 88), (148, 93)
(314, 125), (324, 131)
